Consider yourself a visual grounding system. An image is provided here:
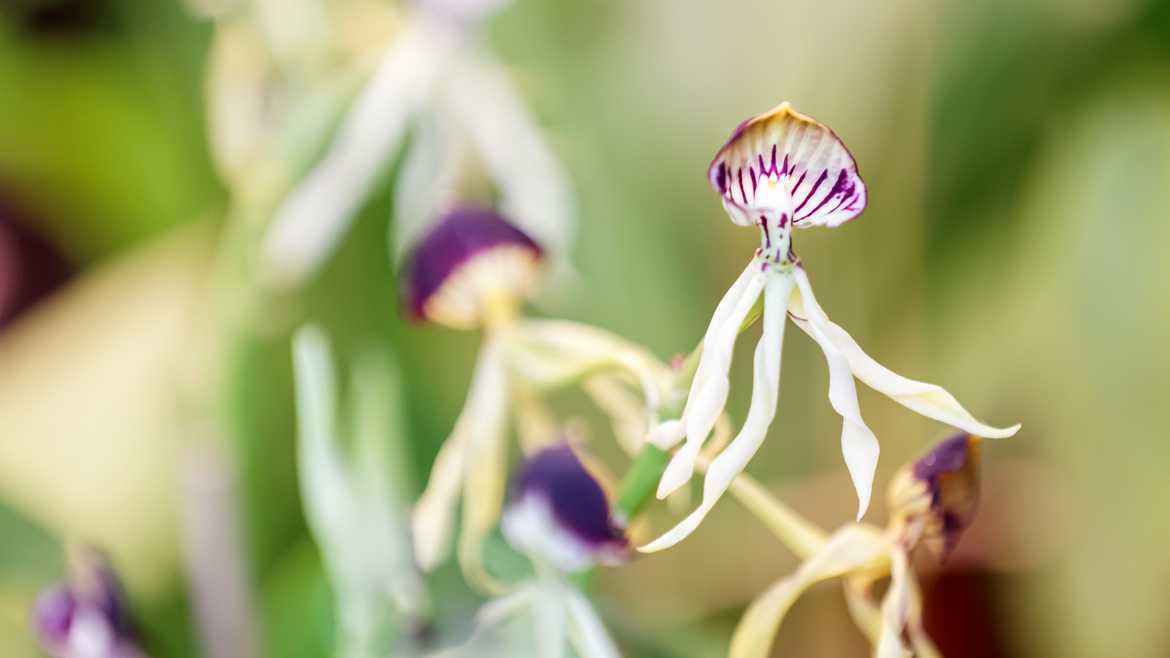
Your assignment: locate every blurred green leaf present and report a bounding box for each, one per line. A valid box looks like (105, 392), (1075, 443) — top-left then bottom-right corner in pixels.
(0, 502), (61, 586)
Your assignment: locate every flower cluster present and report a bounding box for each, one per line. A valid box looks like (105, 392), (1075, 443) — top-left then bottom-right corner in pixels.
(388, 101), (1020, 658)
(402, 205), (669, 592)
(247, 68), (1024, 653)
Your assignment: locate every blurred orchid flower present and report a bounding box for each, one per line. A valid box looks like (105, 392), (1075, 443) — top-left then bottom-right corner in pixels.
(260, 0), (573, 289)
(431, 444), (625, 658)
(405, 207), (668, 591)
(731, 433), (983, 658)
(33, 548), (147, 658)
(291, 327), (429, 656)
(642, 103), (1019, 552)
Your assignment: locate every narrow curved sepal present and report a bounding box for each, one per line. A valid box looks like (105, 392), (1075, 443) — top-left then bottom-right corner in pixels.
(729, 525), (890, 658)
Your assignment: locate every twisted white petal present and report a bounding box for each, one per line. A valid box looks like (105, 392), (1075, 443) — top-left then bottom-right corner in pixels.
(456, 340), (512, 593)
(791, 268), (879, 520)
(789, 270), (1020, 439)
(412, 339), (508, 574)
(641, 273), (792, 552)
(658, 264), (766, 498)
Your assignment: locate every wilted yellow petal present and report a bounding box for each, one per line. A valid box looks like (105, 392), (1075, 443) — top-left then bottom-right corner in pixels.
(729, 525), (890, 658)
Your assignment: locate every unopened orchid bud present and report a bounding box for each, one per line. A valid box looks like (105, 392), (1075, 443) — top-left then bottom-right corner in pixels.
(502, 444), (628, 572)
(33, 549), (144, 658)
(404, 207), (544, 329)
(889, 433), (982, 556)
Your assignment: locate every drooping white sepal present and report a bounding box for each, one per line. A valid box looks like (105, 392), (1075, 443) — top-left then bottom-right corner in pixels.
(788, 273), (1020, 440)
(657, 264), (766, 499)
(790, 268), (879, 520)
(641, 272), (792, 552)
(412, 338), (508, 574)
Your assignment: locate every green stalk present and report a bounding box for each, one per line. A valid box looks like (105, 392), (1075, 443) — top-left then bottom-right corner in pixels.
(613, 444), (670, 524)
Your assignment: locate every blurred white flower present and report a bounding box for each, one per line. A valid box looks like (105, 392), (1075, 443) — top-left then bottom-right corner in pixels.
(260, 0), (573, 289)
(404, 208), (667, 591)
(642, 103), (1019, 553)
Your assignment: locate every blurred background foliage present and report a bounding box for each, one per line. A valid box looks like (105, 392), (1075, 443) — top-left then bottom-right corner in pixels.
(1, 0), (1168, 657)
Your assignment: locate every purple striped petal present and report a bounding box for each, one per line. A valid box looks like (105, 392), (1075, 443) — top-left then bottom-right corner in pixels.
(893, 433), (982, 557)
(404, 207), (544, 328)
(708, 102), (867, 228)
(502, 444), (628, 571)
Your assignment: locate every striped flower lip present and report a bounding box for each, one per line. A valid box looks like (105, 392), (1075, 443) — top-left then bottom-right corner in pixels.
(502, 444), (628, 572)
(708, 102), (867, 229)
(894, 433), (982, 556)
(405, 207), (544, 328)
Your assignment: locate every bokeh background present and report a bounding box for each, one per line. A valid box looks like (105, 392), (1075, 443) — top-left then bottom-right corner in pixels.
(2, 0), (1169, 657)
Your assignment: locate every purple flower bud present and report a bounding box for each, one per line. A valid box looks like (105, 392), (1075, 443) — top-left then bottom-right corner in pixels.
(32, 549), (144, 658)
(891, 433), (982, 557)
(34, 586), (77, 648)
(502, 444), (628, 572)
(403, 207), (543, 329)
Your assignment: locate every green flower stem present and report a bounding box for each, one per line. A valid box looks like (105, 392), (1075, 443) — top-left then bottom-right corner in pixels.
(727, 474), (827, 559)
(613, 444), (670, 524)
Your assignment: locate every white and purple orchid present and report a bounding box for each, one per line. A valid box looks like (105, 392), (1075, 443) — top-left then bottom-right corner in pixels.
(405, 207), (670, 590)
(431, 444), (625, 658)
(260, 0), (573, 289)
(642, 103), (1019, 552)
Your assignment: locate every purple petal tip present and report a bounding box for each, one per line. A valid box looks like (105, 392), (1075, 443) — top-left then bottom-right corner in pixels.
(912, 433), (982, 555)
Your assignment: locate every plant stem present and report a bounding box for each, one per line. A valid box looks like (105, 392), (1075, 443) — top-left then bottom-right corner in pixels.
(613, 444), (669, 525)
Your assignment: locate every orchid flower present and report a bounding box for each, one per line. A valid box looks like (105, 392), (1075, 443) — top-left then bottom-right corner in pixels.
(260, 0), (573, 289)
(732, 433), (983, 658)
(642, 103), (1019, 552)
(430, 444), (625, 658)
(406, 206), (670, 591)
(34, 548), (148, 658)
